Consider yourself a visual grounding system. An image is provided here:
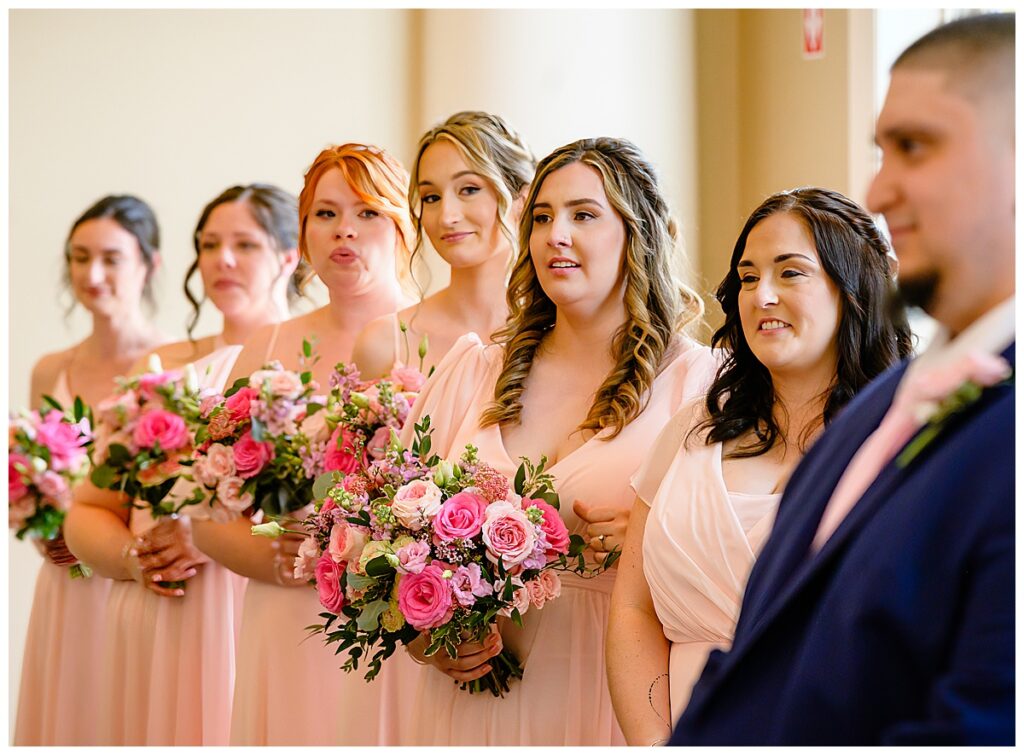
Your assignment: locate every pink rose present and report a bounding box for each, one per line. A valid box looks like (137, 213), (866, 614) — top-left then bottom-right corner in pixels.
(133, 409), (189, 451)
(250, 369), (304, 400)
(216, 476), (254, 513)
(524, 498), (570, 556)
(225, 387), (259, 422)
(9, 494), (34, 530)
(482, 502), (537, 568)
(195, 442), (236, 487)
(366, 426), (392, 461)
(538, 570), (562, 601)
(36, 471), (70, 509)
(199, 394), (221, 418)
(391, 479), (443, 531)
(498, 585), (531, 618)
(395, 539), (431, 575)
(96, 390), (139, 427)
(397, 564), (454, 630)
(390, 365), (426, 393)
(324, 427), (366, 474)
(433, 491), (488, 542)
(35, 412), (89, 471)
(232, 430), (274, 479)
(314, 554), (347, 613)
(8, 453), (30, 501)
(136, 457), (184, 486)
(450, 563), (494, 607)
(328, 521), (368, 564)
(136, 370), (181, 401)
(293, 536), (320, 581)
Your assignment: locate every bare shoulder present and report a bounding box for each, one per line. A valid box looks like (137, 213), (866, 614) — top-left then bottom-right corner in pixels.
(29, 348), (73, 407)
(352, 313), (401, 380)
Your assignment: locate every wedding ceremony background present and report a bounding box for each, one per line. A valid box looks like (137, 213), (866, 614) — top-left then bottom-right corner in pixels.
(7, 8), (959, 730)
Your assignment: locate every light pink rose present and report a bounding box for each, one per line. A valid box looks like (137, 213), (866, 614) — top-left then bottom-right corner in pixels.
(133, 409), (189, 451)
(232, 430), (274, 479)
(224, 386), (258, 422)
(35, 412), (89, 471)
(195, 442), (236, 487)
(216, 476), (254, 513)
(199, 394), (222, 418)
(397, 564), (454, 630)
(96, 390), (139, 427)
(433, 491), (488, 542)
(366, 426), (392, 461)
(450, 563), (494, 607)
(315, 554), (347, 613)
(8, 453), (30, 501)
(136, 370), (181, 401)
(9, 494), (34, 530)
(136, 457), (184, 486)
(323, 427), (366, 474)
(538, 570), (561, 602)
(36, 471), (70, 509)
(498, 585), (531, 618)
(524, 498), (570, 556)
(250, 369), (304, 400)
(328, 521), (368, 564)
(299, 410), (331, 444)
(293, 536), (320, 581)
(391, 479), (443, 531)
(482, 502), (537, 568)
(390, 365), (426, 393)
(395, 539), (431, 575)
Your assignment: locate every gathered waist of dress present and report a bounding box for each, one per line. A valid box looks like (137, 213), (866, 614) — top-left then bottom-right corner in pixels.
(554, 566), (617, 594)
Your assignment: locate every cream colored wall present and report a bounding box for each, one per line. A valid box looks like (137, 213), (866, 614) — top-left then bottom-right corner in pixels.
(694, 9), (875, 329)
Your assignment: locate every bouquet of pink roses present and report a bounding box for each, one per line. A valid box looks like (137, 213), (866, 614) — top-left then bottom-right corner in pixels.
(9, 397), (93, 578)
(281, 417), (615, 697)
(89, 356), (205, 517)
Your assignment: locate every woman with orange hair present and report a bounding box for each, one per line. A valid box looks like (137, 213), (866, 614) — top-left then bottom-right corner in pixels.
(191, 143), (415, 745)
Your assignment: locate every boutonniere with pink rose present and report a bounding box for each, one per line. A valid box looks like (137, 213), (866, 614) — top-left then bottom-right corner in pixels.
(260, 416), (615, 698)
(9, 397), (94, 578)
(89, 355), (206, 516)
(896, 351), (1013, 469)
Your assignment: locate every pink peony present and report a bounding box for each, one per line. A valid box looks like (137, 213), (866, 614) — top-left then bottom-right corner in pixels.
(293, 536), (320, 581)
(433, 491), (488, 542)
(391, 479), (443, 531)
(524, 498), (570, 555)
(133, 409), (189, 451)
(395, 539), (431, 575)
(35, 412), (89, 471)
(216, 476), (254, 513)
(232, 430), (275, 479)
(397, 564), (454, 630)
(482, 502), (537, 568)
(328, 521), (368, 564)
(390, 364), (426, 392)
(249, 369), (304, 400)
(8, 453), (30, 501)
(366, 426), (392, 461)
(323, 427), (366, 474)
(450, 563), (494, 607)
(224, 386), (259, 422)
(314, 554), (348, 613)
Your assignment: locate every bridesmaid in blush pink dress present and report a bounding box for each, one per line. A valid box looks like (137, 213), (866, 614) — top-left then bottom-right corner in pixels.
(15, 195), (167, 746)
(189, 145), (415, 746)
(606, 187), (914, 745)
(64, 185), (307, 745)
(396, 138), (714, 746)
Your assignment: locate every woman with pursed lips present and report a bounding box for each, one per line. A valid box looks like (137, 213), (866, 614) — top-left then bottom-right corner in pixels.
(606, 188), (913, 745)
(189, 144), (416, 746)
(395, 138), (715, 745)
(64, 184), (306, 745)
(352, 111), (535, 379)
(16, 195), (167, 746)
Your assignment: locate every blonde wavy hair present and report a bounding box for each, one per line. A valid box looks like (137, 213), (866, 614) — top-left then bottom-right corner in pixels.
(407, 111), (535, 287)
(480, 137), (704, 439)
(298, 142), (415, 291)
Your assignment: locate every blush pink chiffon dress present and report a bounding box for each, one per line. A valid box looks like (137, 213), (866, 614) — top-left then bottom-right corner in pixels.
(391, 333), (716, 745)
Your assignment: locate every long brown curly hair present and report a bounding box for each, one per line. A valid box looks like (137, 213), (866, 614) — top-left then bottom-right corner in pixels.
(480, 137), (704, 438)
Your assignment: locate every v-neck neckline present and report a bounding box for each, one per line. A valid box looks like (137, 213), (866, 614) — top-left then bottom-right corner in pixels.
(493, 422), (607, 474)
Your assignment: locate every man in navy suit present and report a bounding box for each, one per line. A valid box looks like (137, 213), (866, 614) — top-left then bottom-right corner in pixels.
(670, 13), (1014, 745)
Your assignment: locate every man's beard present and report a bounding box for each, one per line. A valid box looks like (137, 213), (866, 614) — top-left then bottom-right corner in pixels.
(894, 269), (941, 315)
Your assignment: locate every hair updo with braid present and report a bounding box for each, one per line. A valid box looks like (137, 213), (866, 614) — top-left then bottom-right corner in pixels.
(480, 136), (704, 439)
(699, 186), (914, 458)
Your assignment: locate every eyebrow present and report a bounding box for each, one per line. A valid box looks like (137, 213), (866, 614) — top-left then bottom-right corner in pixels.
(69, 244), (123, 255)
(874, 125), (937, 147)
(419, 170), (481, 187)
(737, 253), (817, 268)
(532, 198), (604, 210)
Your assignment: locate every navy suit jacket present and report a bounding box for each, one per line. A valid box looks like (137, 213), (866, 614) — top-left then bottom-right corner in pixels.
(670, 343), (1015, 745)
